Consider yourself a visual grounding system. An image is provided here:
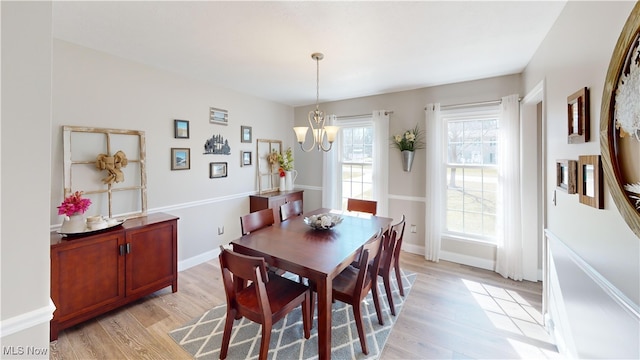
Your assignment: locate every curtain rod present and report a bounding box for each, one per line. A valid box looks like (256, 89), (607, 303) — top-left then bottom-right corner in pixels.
(427, 97), (522, 111)
(336, 111), (393, 120)
(435, 99), (501, 111)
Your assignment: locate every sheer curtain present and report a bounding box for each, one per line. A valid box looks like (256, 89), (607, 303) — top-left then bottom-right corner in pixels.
(495, 94), (523, 280)
(372, 110), (389, 216)
(322, 115), (339, 209)
(425, 104), (442, 262)
(322, 111), (389, 215)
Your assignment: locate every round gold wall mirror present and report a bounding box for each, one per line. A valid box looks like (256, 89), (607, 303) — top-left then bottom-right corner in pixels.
(600, 3), (640, 238)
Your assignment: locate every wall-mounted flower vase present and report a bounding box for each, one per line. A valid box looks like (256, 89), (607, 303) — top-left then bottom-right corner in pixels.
(402, 150), (415, 172)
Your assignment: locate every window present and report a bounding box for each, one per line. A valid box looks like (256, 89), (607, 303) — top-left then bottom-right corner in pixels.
(444, 108), (499, 241)
(339, 121), (374, 210)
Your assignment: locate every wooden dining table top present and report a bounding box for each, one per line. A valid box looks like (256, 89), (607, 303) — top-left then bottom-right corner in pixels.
(231, 208), (392, 278)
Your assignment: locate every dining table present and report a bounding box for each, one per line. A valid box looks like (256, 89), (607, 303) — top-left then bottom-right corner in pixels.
(231, 207), (393, 360)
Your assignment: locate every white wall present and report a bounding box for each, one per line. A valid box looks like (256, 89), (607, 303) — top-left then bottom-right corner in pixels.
(294, 75), (521, 269)
(1, 1), (54, 357)
(523, 2), (639, 358)
(51, 40), (295, 264)
(524, 0), (639, 304)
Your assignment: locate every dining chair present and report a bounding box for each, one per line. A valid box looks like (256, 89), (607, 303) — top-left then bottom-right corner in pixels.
(240, 208), (282, 274)
(388, 215), (406, 299)
(280, 199), (303, 222)
(218, 247), (311, 360)
(347, 198), (377, 215)
(331, 229), (385, 355)
(379, 227), (400, 316)
(354, 215), (406, 315)
(240, 208), (274, 235)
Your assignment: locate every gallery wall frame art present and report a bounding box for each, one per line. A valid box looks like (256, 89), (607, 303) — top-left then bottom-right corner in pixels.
(210, 162), (228, 178)
(171, 148), (190, 170)
(174, 119), (189, 139)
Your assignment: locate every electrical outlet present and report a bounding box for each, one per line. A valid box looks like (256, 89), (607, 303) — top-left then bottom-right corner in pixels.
(218, 226), (224, 235)
(410, 225), (417, 233)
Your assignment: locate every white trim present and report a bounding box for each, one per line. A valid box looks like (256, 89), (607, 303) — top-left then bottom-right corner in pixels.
(294, 184), (323, 192)
(440, 250), (495, 271)
(51, 191), (255, 231)
(0, 299), (56, 338)
(178, 248), (219, 272)
(387, 194), (426, 202)
(150, 191), (255, 213)
(399, 244), (496, 272)
(545, 230), (640, 319)
(401, 243), (425, 256)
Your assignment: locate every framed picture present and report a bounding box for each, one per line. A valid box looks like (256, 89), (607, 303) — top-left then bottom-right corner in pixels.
(578, 155), (603, 209)
(210, 162), (228, 178)
(174, 119), (189, 139)
(241, 151), (252, 166)
(241, 125), (252, 143)
(567, 87), (589, 144)
(210, 107), (228, 125)
(556, 159), (577, 194)
(171, 148), (190, 170)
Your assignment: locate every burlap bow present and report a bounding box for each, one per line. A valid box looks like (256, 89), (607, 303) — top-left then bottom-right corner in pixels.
(96, 150), (128, 184)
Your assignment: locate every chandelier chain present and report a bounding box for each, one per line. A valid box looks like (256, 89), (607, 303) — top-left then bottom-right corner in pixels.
(316, 56), (320, 110)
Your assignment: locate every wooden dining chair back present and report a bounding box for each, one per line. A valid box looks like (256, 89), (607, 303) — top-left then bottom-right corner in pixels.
(389, 215), (406, 299)
(218, 247), (311, 360)
(331, 229), (385, 355)
(280, 199), (303, 222)
(378, 227), (400, 315)
(240, 208), (274, 235)
(347, 198), (377, 215)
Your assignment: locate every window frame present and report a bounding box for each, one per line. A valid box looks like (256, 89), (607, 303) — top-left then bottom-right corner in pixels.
(336, 119), (374, 210)
(441, 106), (500, 243)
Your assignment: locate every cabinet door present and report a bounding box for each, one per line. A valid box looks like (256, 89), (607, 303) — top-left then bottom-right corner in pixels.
(125, 220), (177, 297)
(51, 232), (125, 322)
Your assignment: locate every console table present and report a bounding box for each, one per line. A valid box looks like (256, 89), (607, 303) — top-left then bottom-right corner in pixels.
(49, 213), (178, 340)
(249, 190), (303, 224)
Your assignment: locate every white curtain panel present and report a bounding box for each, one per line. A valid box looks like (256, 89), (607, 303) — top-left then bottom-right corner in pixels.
(322, 115), (339, 209)
(495, 94), (523, 280)
(424, 103), (442, 262)
(372, 110), (390, 216)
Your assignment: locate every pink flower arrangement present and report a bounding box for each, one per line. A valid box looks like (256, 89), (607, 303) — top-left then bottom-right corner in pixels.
(57, 191), (92, 216)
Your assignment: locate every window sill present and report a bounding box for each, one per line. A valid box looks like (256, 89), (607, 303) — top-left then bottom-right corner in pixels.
(441, 233), (497, 247)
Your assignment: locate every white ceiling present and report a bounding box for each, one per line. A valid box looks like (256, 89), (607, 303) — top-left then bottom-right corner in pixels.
(52, 1), (567, 107)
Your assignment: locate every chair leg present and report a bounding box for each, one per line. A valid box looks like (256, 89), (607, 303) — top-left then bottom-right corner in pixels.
(352, 301), (368, 355)
(382, 273), (396, 316)
(371, 283), (384, 326)
(394, 260), (405, 297)
(302, 291), (311, 338)
(220, 308), (236, 359)
(259, 320), (273, 360)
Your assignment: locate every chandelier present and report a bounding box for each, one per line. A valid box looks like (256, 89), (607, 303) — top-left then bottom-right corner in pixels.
(293, 53), (338, 152)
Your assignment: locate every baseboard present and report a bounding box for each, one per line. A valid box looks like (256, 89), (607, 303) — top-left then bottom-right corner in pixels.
(0, 299), (56, 338)
(178, 248), (220, 272)
(439, 250), (495, 271)
(401, 243), (425, 256)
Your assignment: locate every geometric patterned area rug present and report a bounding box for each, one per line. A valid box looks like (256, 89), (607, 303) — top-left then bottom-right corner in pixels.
(169, 270), (416, 360)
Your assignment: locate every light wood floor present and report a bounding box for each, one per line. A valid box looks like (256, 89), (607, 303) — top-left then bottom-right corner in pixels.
(50, 252), (560, 359)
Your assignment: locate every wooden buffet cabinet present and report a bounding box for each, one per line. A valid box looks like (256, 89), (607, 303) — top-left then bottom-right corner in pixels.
(50, 213), (178, 341)
(249, 190), (303, 224)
